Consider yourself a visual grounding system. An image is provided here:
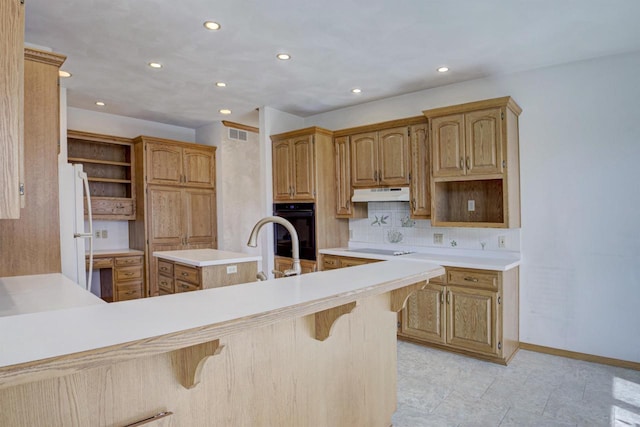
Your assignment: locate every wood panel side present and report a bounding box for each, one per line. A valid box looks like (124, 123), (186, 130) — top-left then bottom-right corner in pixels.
(500, 267), (519, 361)
(0, 51), (62, 276)
(200, 261), (258, 289)
(0, 293), (398, 427)
(506, 107), (521, 228)
(0, 0), (24, 218)
(315, 132), (349, 251)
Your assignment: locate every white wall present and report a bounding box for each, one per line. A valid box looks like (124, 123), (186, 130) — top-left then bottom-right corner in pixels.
(196, 123), (262, 254)
(295, 52), (640, 363)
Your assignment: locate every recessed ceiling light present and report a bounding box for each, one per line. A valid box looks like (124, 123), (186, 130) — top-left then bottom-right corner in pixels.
(219, 109), (232, 115)
(95, 101), (105, 106)
(58, 70), (72, 78)
(215, 82), (227, 87)
(203, 21), (221, 31)
(276, 53), (291, 60)
(437, 66), (449, 73)
(351, 88), (362, 94)
(148, 62), (163, 69)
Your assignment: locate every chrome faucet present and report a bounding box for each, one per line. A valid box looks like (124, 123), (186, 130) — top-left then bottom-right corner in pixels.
(247, 216), (302, 280)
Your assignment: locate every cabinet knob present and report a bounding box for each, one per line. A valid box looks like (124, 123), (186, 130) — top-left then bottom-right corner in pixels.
(466, 156), (471, 170)
(460, 158), (464, 170)
(181, 272), (189, 276)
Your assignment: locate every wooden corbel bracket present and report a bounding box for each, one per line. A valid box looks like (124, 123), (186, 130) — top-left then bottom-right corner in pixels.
(390, 281), (427, 312)
(314, 301), (358, 341)
(170, 339), (224, 389)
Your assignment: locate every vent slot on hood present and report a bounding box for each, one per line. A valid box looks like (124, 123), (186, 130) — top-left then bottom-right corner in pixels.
(351, 187), (410, 202)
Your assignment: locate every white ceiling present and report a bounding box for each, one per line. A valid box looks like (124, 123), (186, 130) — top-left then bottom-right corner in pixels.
(25, 0), (640, 129)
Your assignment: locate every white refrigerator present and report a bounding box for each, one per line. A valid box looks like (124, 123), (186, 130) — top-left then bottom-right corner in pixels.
(59, 163), (95, 294)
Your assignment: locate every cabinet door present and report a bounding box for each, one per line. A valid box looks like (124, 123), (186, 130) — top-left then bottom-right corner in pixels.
(446, 286), (497, 355)
(183, 147), (215, 188)
(147, 143), (183, 185)
(184, 188), (217, 246)
(148, 186), (184, 245)
(0, 0), (24, 219)
(274, 256), (293, 278)
(272, 139), (293, 201)
(291, 135), (315, 200)
(378, 127), (410, 186)
(431, 114), (465, 178)
(350, 132), (378, 187)
(409, 124), (430, 218)
(334, 136), (352, 217)
(465, 108), (503, 175)
(300, 259), (317, 274)
(401, 284), (446, 344)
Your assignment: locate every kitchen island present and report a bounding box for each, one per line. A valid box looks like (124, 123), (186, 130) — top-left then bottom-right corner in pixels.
(153, 248), (261, 294)
(0, 260), (443, 426)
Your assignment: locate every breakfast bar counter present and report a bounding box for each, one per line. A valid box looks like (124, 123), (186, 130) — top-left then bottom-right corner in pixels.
(0, 260), (444, 427)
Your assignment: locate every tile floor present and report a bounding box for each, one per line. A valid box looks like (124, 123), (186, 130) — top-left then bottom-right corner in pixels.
(392, 341), (640, 427)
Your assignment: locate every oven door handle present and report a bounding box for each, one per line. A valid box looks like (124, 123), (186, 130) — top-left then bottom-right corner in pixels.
(273, 211), (314, 218)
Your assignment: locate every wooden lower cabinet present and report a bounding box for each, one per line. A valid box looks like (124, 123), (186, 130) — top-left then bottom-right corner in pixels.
(157, 259), (258, 294)
(274, 257), (317, 277)
(399, 266), (519, 364)
(88, 252), (144, 302)
(320, 254), (381, 271)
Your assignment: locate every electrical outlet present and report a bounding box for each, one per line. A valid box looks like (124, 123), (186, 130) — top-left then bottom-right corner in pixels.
(467, 199), (475, 212)
(94, 230), (101, 239)
(226, 265), (237, 274)
(101, 229), (108, 239)
(498, 236), (506, 248)
(433, 233), (444, 245)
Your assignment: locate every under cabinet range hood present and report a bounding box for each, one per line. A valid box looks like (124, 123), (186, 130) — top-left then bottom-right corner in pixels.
(351, 187), (410, 202)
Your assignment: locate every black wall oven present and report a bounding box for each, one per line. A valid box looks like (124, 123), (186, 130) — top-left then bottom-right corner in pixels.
(273, 203), (316, 261)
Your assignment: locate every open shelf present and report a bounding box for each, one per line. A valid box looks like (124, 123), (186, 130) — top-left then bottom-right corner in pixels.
(68, 130), (136, 220)
(432, 178), (505, 227)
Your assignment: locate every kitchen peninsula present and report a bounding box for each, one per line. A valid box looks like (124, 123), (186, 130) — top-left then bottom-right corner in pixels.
(0, 260), (444, 426)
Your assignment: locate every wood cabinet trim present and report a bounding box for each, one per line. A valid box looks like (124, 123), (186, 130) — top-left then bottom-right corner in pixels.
(270, 126), (333, 141)
(422, 96), (522, 118)
(68, 129), (133, 145)
(24, 48), (66, 67)
(333, 116), (427, 137)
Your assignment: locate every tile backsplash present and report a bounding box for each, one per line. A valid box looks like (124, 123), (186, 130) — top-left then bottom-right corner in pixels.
(349, 202), (520, 252)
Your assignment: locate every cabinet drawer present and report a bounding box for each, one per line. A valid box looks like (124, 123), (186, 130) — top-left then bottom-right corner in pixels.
(115, 281), (143, 301)
(115, 266), (142, 282)
(322, 256), (340, 270)
(115, 256), (143, 266)
(158, 274), (174, 294)
(174, 264), (200, 285)
(340, 257), (378, 268)
(447, 268), (499, 290)
(91, 257), (113, 269)
(158, 260), (174, 276)
(175, 280), (200, 293)
(89, 198), (134, 216)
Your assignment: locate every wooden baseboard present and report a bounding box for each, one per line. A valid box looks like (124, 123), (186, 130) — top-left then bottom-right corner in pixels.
(520, 342), (640, 371)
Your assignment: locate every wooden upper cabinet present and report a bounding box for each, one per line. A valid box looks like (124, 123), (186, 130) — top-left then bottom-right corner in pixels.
(143, 138), (215, 188)
(147, 142), (183, 185)
(271, 133), (316, 202)
(291, 136), (315, 200)
(378, 127), (410, 186)
(409, 123), (430, 218)
(431, 114), (465, 178)
(272, 139), (293, 200)
(431, 108), (503, 178)
(334, 136), (352, 217)
(183, 147), (215, 188)
(425, 97), (521, 228)
(0, 0), (24, 219)
(350, 132), (378, 187)
(350, 127), (410, 188)
(465, 108), (503, 175)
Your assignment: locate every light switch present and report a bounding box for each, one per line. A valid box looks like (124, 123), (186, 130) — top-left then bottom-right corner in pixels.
(468, 200), (475, 212)
(227, 265), (237, 274)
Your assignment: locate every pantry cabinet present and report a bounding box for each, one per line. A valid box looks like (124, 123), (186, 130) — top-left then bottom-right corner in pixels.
(129, 136), (217, 297)
(424, 97), (521, 228)
(399, 266), (519, 364)
(272, 133), (315, 201)
(0, 0), (24, 219)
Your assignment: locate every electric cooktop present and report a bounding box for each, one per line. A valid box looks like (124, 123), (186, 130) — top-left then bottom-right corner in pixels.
(346, 248), (414, 256)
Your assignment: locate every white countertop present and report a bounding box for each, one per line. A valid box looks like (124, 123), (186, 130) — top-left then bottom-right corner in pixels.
(0, 260), (442, 370)
(320, 247), (521, 271)
(153, 249), (262, 267)
(0, 273), (105, 317)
